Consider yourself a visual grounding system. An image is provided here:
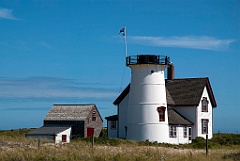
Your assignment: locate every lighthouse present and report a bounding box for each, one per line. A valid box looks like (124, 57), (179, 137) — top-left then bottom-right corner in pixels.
(126, 55), (169, 142)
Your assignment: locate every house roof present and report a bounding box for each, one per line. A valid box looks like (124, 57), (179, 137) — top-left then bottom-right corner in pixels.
(44, 104), (102, 121)
(113, 77), (217, 107)
(26, 126), (71, 135)
(166, 78), (217, 107)
(105, 115), (118, 121)
(105, 110), (193, 126)
(168, 109), (194, 125)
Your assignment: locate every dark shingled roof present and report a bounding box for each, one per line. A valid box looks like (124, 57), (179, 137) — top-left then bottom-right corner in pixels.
(166, 78), (217, 107)
(105, 115), (118, 121)
(26, 126), (71, 135)
(168, 109), (193, 125)
(113, 77), (217, 108)
(44, 104), (102, 121)
(105, 110), (193, 126)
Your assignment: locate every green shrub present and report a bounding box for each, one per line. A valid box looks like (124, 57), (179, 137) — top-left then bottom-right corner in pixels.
(191, 137), (206, 149)
(212, 133), (240, 145)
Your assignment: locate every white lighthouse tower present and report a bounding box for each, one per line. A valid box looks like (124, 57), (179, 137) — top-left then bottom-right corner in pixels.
(126, 55), (169, 142)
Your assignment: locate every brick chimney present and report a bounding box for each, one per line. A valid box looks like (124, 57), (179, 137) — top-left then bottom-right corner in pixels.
(167, 63), (174, 80)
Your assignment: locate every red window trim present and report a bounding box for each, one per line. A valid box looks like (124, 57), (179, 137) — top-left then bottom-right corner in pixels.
(157, 106), (166, 122)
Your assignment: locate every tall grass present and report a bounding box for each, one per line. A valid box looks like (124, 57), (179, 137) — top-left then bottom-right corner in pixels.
(0, 129), (239, 161)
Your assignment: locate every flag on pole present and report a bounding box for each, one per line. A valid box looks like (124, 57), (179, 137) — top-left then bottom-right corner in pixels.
(119, 25), (127, 57)
(119, 27), (125, 36)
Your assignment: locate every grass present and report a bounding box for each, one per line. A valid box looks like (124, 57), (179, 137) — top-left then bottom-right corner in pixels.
(0, 129), (240, 161)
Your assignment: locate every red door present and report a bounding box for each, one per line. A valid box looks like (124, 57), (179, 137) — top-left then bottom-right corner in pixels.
(62, 135), (67, 142)
(87, 128), (94, 137)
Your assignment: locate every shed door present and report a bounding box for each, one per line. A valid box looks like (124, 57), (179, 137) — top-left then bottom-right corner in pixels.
(62, 135), (67, 142)
(87, 128), (94, 137)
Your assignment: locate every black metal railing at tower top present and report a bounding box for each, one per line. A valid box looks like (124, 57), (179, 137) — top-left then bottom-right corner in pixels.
(126, 55), (169, 66)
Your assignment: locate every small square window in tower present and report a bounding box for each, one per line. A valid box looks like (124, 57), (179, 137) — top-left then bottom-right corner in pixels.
(157, 106), (166, 122)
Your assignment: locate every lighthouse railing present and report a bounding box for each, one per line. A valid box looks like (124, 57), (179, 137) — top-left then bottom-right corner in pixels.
(126, 55), (169, 66)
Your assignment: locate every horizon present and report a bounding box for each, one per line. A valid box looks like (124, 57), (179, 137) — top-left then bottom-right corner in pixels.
(0, 0), (239, 133)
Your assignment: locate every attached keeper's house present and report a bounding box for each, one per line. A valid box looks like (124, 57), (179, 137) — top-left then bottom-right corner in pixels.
(26, 104), (103, 143)
(105, 55), (217, 144)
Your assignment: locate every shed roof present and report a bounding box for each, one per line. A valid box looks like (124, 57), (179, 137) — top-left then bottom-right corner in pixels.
(113, 77), (217, 107)
(105, 115), (118, 121)
(168, 109), (194, 125)
(105, 110), (193, 126)
(44, 104), (101, 121)
(26, 126), (71, 135)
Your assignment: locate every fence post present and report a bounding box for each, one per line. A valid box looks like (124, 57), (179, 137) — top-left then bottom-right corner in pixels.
(38, 139), (40, 149)
(92, 134), (94, 150)
(206, 134), (208, 155)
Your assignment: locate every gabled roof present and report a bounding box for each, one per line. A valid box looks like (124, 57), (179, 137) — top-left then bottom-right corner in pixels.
(168, 109), (193, 125)
(113, 77), (217, 107)
(166, 78), (217, 107)
(26, 126), (71, 135)
(113, 84), (130, 105)
(44, 104), (102, 121)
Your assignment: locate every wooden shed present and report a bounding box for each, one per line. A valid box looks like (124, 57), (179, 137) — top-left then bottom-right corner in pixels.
(26, 104), (103, 142)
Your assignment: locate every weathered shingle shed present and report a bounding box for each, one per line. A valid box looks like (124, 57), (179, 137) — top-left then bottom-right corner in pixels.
(26, 104), (103, 143)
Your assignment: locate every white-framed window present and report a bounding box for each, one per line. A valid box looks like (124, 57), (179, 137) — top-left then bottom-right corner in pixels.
(110, 121), (116, 130)
(202, 119), (209, 134)
(169, 126), (177, 138)
(188, 127), (192, 141)
(202, 97), (208, 112)
(183, 127), (187, 138)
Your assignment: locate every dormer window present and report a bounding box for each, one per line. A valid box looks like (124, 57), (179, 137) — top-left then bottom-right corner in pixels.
(157, 106), (166, 122)
(202, 97), (208, 112)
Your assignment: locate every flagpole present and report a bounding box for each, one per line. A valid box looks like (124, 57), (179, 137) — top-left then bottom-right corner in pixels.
(124, 25), (128, 57)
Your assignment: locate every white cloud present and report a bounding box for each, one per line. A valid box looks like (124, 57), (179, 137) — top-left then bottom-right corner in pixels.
(0, 8), (20, 20)
(129, 36), (236, 51)
(38, 42), (54, 49)
(0, 77), (118, 100)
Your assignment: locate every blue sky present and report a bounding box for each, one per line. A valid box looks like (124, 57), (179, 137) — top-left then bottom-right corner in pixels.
(0, 0), (239, 133)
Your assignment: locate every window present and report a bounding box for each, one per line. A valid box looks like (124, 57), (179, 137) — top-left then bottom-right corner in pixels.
(169, 126), (177, 138)
(183, 127), (187, 138)
(111, 121), (116, 130)
(202, 119), (209, 134)
(92, 110), (96, 121)
(157, 106), (166, 122)
(188, 127), (192, 141)
(202, 97), (208, 112)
